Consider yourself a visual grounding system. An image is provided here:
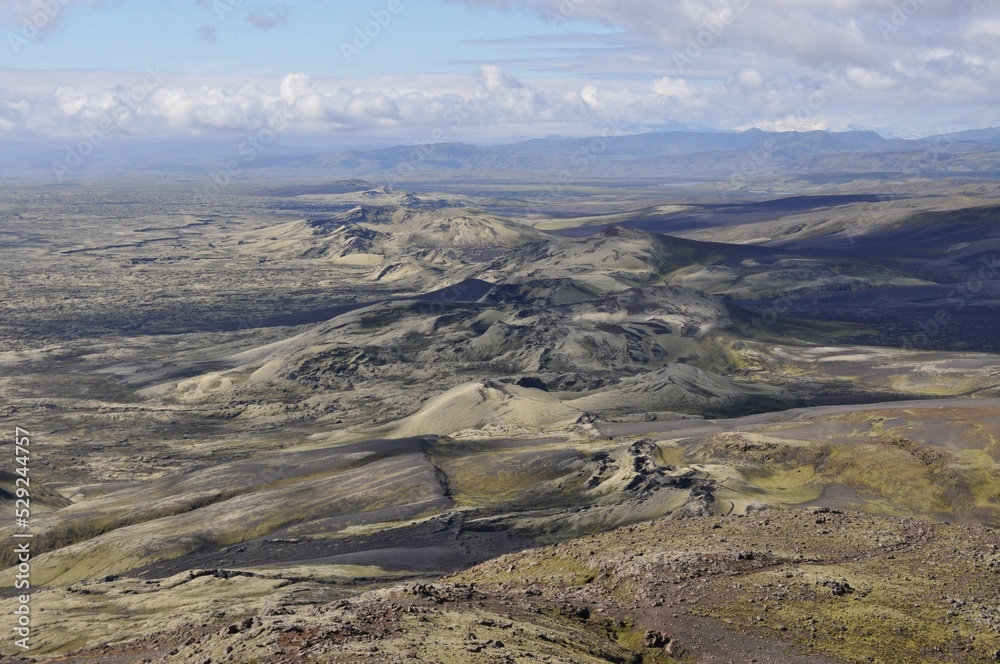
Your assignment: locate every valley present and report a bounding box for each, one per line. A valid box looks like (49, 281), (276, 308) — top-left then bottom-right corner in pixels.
(1, 129), (1000, 662)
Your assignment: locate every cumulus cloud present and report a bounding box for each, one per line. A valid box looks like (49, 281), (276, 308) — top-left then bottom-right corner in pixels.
(0, 54), (995, 142)
(0, 67), (561, 140)
(652, 76), (695, 101)
(965, 17), (1000, 38)
(441, 0), (998, 133)
(480, 64), (523, 92)
(0, 0), (997, 139)
(846, 67), (897, 91)
(733, 68), (764, 89)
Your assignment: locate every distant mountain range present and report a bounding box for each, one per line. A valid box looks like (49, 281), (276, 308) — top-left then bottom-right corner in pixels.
(239, 126), (1000, 183)
(5, 126), (1000, 184)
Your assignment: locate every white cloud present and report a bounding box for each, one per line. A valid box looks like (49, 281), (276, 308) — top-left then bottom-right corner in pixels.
(480, 64), (521, 92)
(440, 0), (999, 133)
(652, 76), (695, 101)
(733, 68), (764, 89)
(846, 67), (896, 91)
(279, 73), (315, 105)
(0, 68), (552, 140)
(0, 0), (997, 139)
(0, 57), (995, 142)
(965, 17), (1000, 37)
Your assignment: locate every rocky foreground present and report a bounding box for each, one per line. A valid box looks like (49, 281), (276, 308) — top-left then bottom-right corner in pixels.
(32, 508), (999, 664)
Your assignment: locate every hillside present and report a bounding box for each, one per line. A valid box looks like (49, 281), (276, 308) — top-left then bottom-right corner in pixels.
(13, 508), (998, 663)
(234, 197), (548, 287)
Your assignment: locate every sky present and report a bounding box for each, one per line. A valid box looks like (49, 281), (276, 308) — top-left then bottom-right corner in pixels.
(0, 0), (997, 147)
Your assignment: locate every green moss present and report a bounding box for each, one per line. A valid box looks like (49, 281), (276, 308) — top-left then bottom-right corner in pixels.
(741, 465), (824, 505)
(701, 544), (1000, 664)
(436, 450), (582, 505)
(654, 443), (687, 468)
(820, 444), (953, 517)
(453, 554), (596, 588)
(951, 449), (1000, 514)
(606, 620), (679, 664)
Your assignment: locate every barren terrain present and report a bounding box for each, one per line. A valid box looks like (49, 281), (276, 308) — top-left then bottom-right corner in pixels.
(2, 130), (1000, 662)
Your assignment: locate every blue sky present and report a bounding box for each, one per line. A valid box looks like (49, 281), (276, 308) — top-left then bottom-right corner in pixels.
(1, 1), (611, 77)
(0, 0), (997, 142)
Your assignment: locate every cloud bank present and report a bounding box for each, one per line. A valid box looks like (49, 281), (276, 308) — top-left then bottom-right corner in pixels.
(0, 0), (997, 139)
